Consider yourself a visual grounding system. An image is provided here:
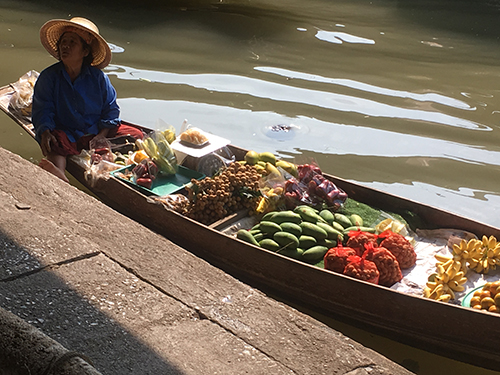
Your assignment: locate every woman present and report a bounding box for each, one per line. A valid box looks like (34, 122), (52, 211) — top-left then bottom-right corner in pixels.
(32, 17), (143, 182)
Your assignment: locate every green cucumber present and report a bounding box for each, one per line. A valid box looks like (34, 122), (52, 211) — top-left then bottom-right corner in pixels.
(295, 207), (327, 224)
(273, 231), (299, 250)
(261, 212), (277, 221)
(299, 222), (328, 241)
(236, 230), (259, 246)
(350, 214), (364, 227)
(298, 235), (317, 249)
(342, 226), (376, 235)
(279, 222), (302, 237)
(316, 222), (344, 242)
(259, 221), (282, 235)
(318, 238), (337, 248)
(334, 213), (353, 229)
(331, 221), (346, 233)
(259, 238), (280, 251)
(277, 247), (304, 260)
(268, 211), (302, 224)
(319, 209), (335, 224)
(253, 232), (267, 242)
(301, 245), (329, 262)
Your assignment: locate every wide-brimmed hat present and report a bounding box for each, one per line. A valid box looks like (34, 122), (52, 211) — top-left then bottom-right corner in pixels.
(40, 17), (112, 69)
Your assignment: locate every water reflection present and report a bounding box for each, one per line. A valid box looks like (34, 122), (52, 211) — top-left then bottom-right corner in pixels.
(256, 67), (472, 109)
(109, 64), (485, 130)
(314, 29), (376, 45)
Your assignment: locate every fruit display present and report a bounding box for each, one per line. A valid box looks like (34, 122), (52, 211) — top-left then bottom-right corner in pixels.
(343, 255), (380, 284)
(172, 162), (261, 225)
(423, 253), (468, 302)
(324, 246), (358, 273)
(236, 205), (345, 263)
(423, 234), (500, 304)
(131, 158), (159, 189)
(468, 282), (500, 313)
(323, 230), (406, 287)
(284, 164), (347, 209)
(462, 236), (500, 274)
(138, 131), (178, 175)
(363, 243), (403, 287)
(345, 231), (378, 256)
(234, 203), (407, 267)
(243, 150), (298, 177)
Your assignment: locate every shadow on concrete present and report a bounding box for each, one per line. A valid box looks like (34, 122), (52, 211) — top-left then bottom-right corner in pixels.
(0, 230), (184, 375)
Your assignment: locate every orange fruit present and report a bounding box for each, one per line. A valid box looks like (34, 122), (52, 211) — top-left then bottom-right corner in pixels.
(470, 296), (482, 307)
(481, 297), (495, 310)
(488, 305), (500, 313)
(480, 290), (491, 299)
(490, 281), (500, 295)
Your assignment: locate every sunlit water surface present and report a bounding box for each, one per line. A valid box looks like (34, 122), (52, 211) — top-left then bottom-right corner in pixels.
(1, 0), (500, 373)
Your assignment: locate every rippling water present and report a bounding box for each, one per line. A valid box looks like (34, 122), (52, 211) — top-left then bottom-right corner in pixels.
(1, 0), (500, 373)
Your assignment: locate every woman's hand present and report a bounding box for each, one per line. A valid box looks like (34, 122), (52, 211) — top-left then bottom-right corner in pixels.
(40, 130), (57, 156)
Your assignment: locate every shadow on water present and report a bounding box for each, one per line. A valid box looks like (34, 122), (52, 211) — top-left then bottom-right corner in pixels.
(0, 230), (184, 374)
(396, 0), (500, 39)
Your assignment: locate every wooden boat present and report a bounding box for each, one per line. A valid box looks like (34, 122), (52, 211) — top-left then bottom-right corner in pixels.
(2, 79), (500, 371)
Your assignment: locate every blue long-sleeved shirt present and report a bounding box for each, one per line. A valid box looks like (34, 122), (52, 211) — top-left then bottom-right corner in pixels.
(32, 62), (120, 143)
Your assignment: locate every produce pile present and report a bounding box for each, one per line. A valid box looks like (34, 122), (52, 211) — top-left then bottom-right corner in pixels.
(468, 281), (500, 313)
(173, 162), (262, 225)
(424, 235), (500, 305)
(237, 203), (416, 288)
(85, 132), (500, 313)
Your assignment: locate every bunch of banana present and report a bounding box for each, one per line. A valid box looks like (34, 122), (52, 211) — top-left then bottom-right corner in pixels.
(242, 150), (298, 178)
(467, 235), (500, 274)
(423, 254), (468, 302)
(451, 238), (479, 273)
(255, 186), (284, 214)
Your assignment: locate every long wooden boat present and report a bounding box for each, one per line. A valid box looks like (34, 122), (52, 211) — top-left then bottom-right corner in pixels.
(2, 80), (500, 371)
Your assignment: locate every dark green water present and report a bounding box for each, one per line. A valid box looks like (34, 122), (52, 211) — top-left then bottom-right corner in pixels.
(1, 0), (500, 373)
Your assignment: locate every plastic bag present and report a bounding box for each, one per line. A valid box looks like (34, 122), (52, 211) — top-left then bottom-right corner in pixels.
(255, 165), (287, 213)
(140, 130), (178, 175)
(89, 137), (115, 164)
(285, 164), (348, 209)
(155, 118), (176, 144)
(9, 70), (39, 118)
(148, 194), (190, 212)
(131, 158), (159, 189)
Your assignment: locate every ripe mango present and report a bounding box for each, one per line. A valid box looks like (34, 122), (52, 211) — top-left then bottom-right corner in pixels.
(244, 150), (260, 165)
(265, 162), (281, 178)
(276, 160), (298, 177)
(259, 152), (276, 165)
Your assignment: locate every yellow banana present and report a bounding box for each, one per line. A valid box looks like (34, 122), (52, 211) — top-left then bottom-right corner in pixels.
(435, 253), (453, 263)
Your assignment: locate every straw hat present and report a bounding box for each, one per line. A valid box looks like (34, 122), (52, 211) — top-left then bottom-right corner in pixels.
(40, 17), (112, 69)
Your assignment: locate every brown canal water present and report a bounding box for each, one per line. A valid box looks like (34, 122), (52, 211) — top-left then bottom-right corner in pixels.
(1, 0), (500, 373)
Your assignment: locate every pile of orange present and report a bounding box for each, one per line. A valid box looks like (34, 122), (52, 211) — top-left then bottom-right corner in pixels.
(469, 281), (500, 313)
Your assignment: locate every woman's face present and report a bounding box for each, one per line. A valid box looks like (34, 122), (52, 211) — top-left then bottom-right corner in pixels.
(58, 32), (89, 67)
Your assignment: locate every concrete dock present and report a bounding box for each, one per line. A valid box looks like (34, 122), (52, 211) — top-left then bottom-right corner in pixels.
(0, 146), (413, 375)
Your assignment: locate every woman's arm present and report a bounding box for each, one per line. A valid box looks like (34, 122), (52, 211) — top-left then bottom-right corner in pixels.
(98, 73), (121, 131)
(32, 68), (57, 143)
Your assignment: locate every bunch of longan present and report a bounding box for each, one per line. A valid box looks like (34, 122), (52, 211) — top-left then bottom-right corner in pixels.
(469, 281), (500, 313)
(181, 162), (262, 225)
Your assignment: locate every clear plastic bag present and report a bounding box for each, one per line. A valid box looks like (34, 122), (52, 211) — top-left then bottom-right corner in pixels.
(141, 130), (178, 175)
(9, 70), (39, 118)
